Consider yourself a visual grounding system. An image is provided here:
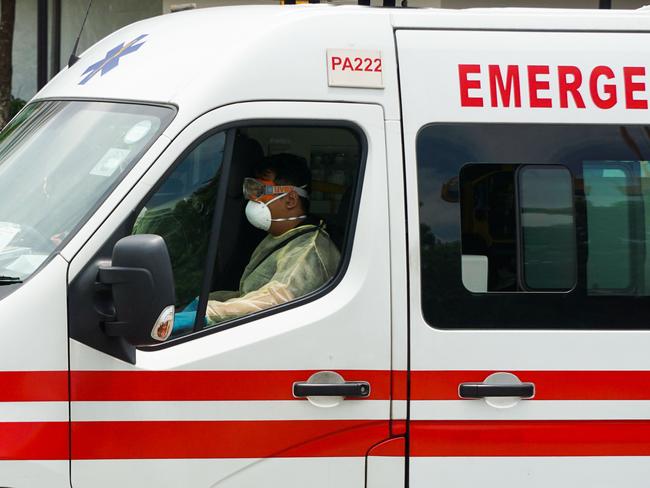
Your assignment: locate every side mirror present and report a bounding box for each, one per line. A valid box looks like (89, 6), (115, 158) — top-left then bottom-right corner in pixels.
(97, 234), (176, 346)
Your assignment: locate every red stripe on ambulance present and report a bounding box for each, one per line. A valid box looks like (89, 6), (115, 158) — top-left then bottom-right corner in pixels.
(410, 420), (650, 456)
(70, 370), (392, 401)
(0, 422), (68, 460)
(5, 419), (650, 460)
(0, 371), (68, 401)
(71, 420), (390, 459)
(3, 369), (649, 402)
(68, 369), (650, 401)
(458, 64), (649, 110)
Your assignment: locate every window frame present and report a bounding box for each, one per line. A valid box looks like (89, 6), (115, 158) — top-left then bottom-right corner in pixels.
(415, 122), (650, 331)
(515, 164), (577, 293)
(141, 118), (368, 350)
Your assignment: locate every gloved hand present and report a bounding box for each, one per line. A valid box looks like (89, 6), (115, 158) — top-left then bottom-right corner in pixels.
(183, 297), (199, 312)
(172, 311), (197, 334)
(172, 298), (206, 335)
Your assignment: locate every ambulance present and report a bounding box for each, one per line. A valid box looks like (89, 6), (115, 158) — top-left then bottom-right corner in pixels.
(1, 4), (650, 487)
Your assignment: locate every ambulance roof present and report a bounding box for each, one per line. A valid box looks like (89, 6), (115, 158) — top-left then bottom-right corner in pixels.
(35, 5), (650, 122)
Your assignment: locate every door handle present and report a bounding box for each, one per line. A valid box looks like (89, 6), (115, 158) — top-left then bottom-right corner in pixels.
(458, 382), (535, 399)
(293, 381), (371, 398)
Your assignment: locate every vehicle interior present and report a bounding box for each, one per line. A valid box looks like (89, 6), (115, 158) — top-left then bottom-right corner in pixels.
(212, 126), (362, 292)
(132, 124), (363, 310)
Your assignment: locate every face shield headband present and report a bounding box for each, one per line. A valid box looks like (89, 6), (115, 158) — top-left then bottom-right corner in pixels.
(243, 177), (310, 202)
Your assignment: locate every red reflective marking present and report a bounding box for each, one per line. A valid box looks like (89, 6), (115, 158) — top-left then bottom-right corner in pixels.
(0, 370), (639, 404)
(71, 370), (391, 401)
(69, 370), (650, 401)
(0, 422), (69, 460)
(392, 370), (408, 401)
(411, 370), (650, 400)
(410, 420), (650, 456)
(0, 371), (68, 401)
(368, 436), (405, 457)
(71, 420), (389, 459)
(392, 420), (407, 436)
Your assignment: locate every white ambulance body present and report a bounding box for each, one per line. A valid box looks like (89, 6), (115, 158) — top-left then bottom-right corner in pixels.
(1, 5), (650, 487)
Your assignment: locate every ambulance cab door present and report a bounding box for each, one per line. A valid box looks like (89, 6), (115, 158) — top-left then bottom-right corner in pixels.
(67, 101), (398, 488)
(398, 29), (650, 487)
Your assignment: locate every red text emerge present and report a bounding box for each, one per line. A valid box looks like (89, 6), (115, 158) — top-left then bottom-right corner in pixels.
(458, 64), (649, 110)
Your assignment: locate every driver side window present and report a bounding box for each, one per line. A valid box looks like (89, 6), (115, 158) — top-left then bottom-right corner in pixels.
(133, 124), (363, 341)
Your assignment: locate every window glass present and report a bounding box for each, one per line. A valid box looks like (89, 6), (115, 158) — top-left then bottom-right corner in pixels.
(458, 163), (576, 293)
(519, 166), (575, 291)
(416, 124), (650, 329)
(138, 126), (362, 340)
(133, 131), (225, 311)
(197, 126), (360, 332)
(0, 100), (173, 282)
(584, 163), (633, 293)
(460, 164), (518, 292)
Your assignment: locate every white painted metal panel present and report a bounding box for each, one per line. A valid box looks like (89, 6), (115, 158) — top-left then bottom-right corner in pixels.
(398, 29), (650, 487)
(73, 458), (364, 488)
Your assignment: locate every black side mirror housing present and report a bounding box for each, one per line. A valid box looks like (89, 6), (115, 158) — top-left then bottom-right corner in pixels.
(98, 234), (175, 346)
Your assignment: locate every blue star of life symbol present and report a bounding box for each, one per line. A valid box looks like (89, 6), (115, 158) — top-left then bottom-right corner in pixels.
(79, 34), (148, 85)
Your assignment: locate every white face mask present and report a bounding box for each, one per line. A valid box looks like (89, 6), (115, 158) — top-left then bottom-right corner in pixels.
(245, 193), (306, 231)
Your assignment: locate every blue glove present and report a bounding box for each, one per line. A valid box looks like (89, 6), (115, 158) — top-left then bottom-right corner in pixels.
(183, 297), (199, 312)
(172, 311), (197, 334)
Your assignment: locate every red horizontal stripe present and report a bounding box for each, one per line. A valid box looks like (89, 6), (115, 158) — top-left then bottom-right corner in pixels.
(71, 370), (391, 401)
(0, 371), (68, 401)
(411, 420), (650, 456)
(0, 422), (69, 460)
(411, 370), (650, 400)
(3, 369), (644, 403)
(392, 419), (407, 436)
(392, 370), (408, 401)
(71, 420), (389, 459)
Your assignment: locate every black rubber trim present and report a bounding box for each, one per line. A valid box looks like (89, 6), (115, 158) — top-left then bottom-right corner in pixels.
(393, 26), (412, 486)
(458, 382), (535, 399)
(393, 27), (650, 34)
(193, 128), (236, 333)
(293, 381), (371, 398)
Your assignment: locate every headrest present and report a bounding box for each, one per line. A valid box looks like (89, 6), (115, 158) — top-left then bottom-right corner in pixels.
(227, 133), (264, 198)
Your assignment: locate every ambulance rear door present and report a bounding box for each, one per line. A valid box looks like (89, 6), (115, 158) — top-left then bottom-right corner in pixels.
(398, 28), (650, 487)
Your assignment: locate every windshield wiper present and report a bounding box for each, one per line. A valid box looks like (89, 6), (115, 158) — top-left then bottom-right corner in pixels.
(0, 276), (22, 285)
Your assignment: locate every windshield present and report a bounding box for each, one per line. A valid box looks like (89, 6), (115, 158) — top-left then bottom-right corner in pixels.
(0, 100), (174, 282)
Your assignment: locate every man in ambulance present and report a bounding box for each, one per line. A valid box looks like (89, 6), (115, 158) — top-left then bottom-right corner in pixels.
(173, 154), (340, 332)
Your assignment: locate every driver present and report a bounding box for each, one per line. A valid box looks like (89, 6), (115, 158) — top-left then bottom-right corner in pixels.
(173, 153), (340, 331)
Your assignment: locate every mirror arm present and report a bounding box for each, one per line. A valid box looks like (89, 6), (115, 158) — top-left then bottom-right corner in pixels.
(96, 266), (155, 338)
(97, 266), (153, 286)
(103, 320), (131, 337)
